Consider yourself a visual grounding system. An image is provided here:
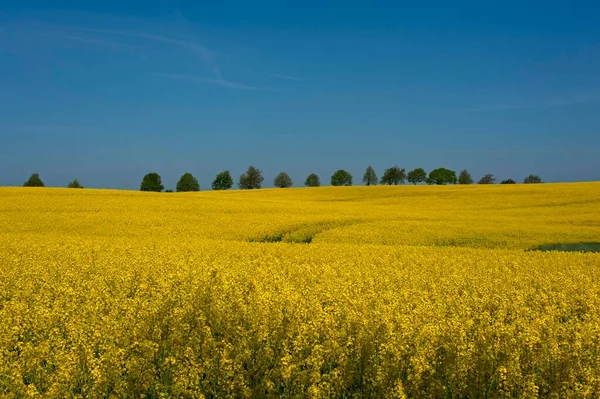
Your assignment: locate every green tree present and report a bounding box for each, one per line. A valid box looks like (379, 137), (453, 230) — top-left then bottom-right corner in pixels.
(458, 169), (474, 185)
(500, 178), (516, 184)
(176, 172), (200, 192)
(380, 166), (406, 185)
(426, 168), (457, 185)
(363, 165), (378, 186)
(407, 168), (427, 185)
(67, 179), (83, 188)
(524, 174), (542, 184)
(140, 172), (164, 192)
(239, 166), (264, 189)
(212, 170), (233, 190)
(304, 173), (321, 187)
(23, 173), (44, 187)
(478, 174), (496, 184)
(331, 169), (352, 186)
(274, 172), (293, 188)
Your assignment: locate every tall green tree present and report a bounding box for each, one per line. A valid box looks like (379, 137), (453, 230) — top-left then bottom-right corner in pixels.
(380, 166), (406, 185)
(176, 173), (200, 192)
(362, 165), (378, 186)
(426, 168), (457, 185)
(331, 170), (352, 186)
(274, 172), (293, 188)
(407, 168), (427, 185)
(23, 173), (44, 187)
(478, 174), (496, 184)
(212, 170), (233, 190)
(67, 179), (83, 188)
(239, 166), (264, 189)
(524, 174), (542, 184)
(458, 169), (474, 185)
(304, 173), (321, 187)
(140, 172), (164, 192)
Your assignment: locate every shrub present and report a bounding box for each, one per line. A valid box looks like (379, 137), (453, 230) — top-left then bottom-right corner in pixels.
(67, 179), (83, 189)
(363, 166), (378, 186)
(212, 171), (234, 190)
(23, 173), (45, 187)
(239, 166), (264, 189)
(478, 174), (496, 184)
(140, 173), (164, 192)
(524, 175), (542, 184)
(458, 170), (474, 185)
(407, 168), (427, 185)
(304, 174), (321, 187)
(426, 168), (457, 185)
(380, 166), (406, 185)
(331, 170), (353, 186)
(274, 172), (293, 188)
(176, 173), (200, 192)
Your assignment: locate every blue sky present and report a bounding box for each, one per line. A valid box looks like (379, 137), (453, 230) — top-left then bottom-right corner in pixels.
(1, 1), (599, 189)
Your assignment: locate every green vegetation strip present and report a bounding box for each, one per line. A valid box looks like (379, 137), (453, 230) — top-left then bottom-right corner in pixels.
(529, 243), (600, 253)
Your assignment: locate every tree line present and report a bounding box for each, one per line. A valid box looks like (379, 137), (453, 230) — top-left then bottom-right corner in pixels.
(20, 167), (543, 191)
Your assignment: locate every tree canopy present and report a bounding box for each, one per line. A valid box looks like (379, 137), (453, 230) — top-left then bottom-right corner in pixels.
(140, 173), (164, 192)
(331, 170), (352, 186)
(458, 169), (474, 185)
(212, 171), (233, 190)
(176, 173), (200, 192)
(380, 166), (407, 185)
(304, 173), (321, 187)
(67, 179), (83, 188)
(426, 168), (457, 185)
(239, 166), (264, 189)
(524, 174), (542, 184)
(274, 172), (293, 188)
(18, 167), (550, 190)
(478, 174), (496, 184)
(407, 168), (427, 185)
(23, 173), (45, 187)
(363, 166), (378, 186)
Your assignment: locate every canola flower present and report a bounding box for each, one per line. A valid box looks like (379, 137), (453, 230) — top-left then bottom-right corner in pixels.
(0, 183), (599, 398)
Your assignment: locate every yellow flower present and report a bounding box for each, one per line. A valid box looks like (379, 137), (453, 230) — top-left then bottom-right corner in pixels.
(0, 183), (599, 397)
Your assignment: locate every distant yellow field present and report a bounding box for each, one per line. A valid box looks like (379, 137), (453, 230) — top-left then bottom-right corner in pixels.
(1, 183), (599, 397)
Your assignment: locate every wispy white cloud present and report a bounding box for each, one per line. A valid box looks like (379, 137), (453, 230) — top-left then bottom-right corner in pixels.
(261, 72), (299, 81)
(62, 34), (143, 52)
(48, 24), (222, 78)
(157, 73), (276, 91)
(446, 146), (600, 155)
(0, 17), (281, 92)
(466, 92), (600, 112)
(17, 124), (104, 133)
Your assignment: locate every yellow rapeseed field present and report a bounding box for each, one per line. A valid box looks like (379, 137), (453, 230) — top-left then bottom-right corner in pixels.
(0, 183), (599, 398)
